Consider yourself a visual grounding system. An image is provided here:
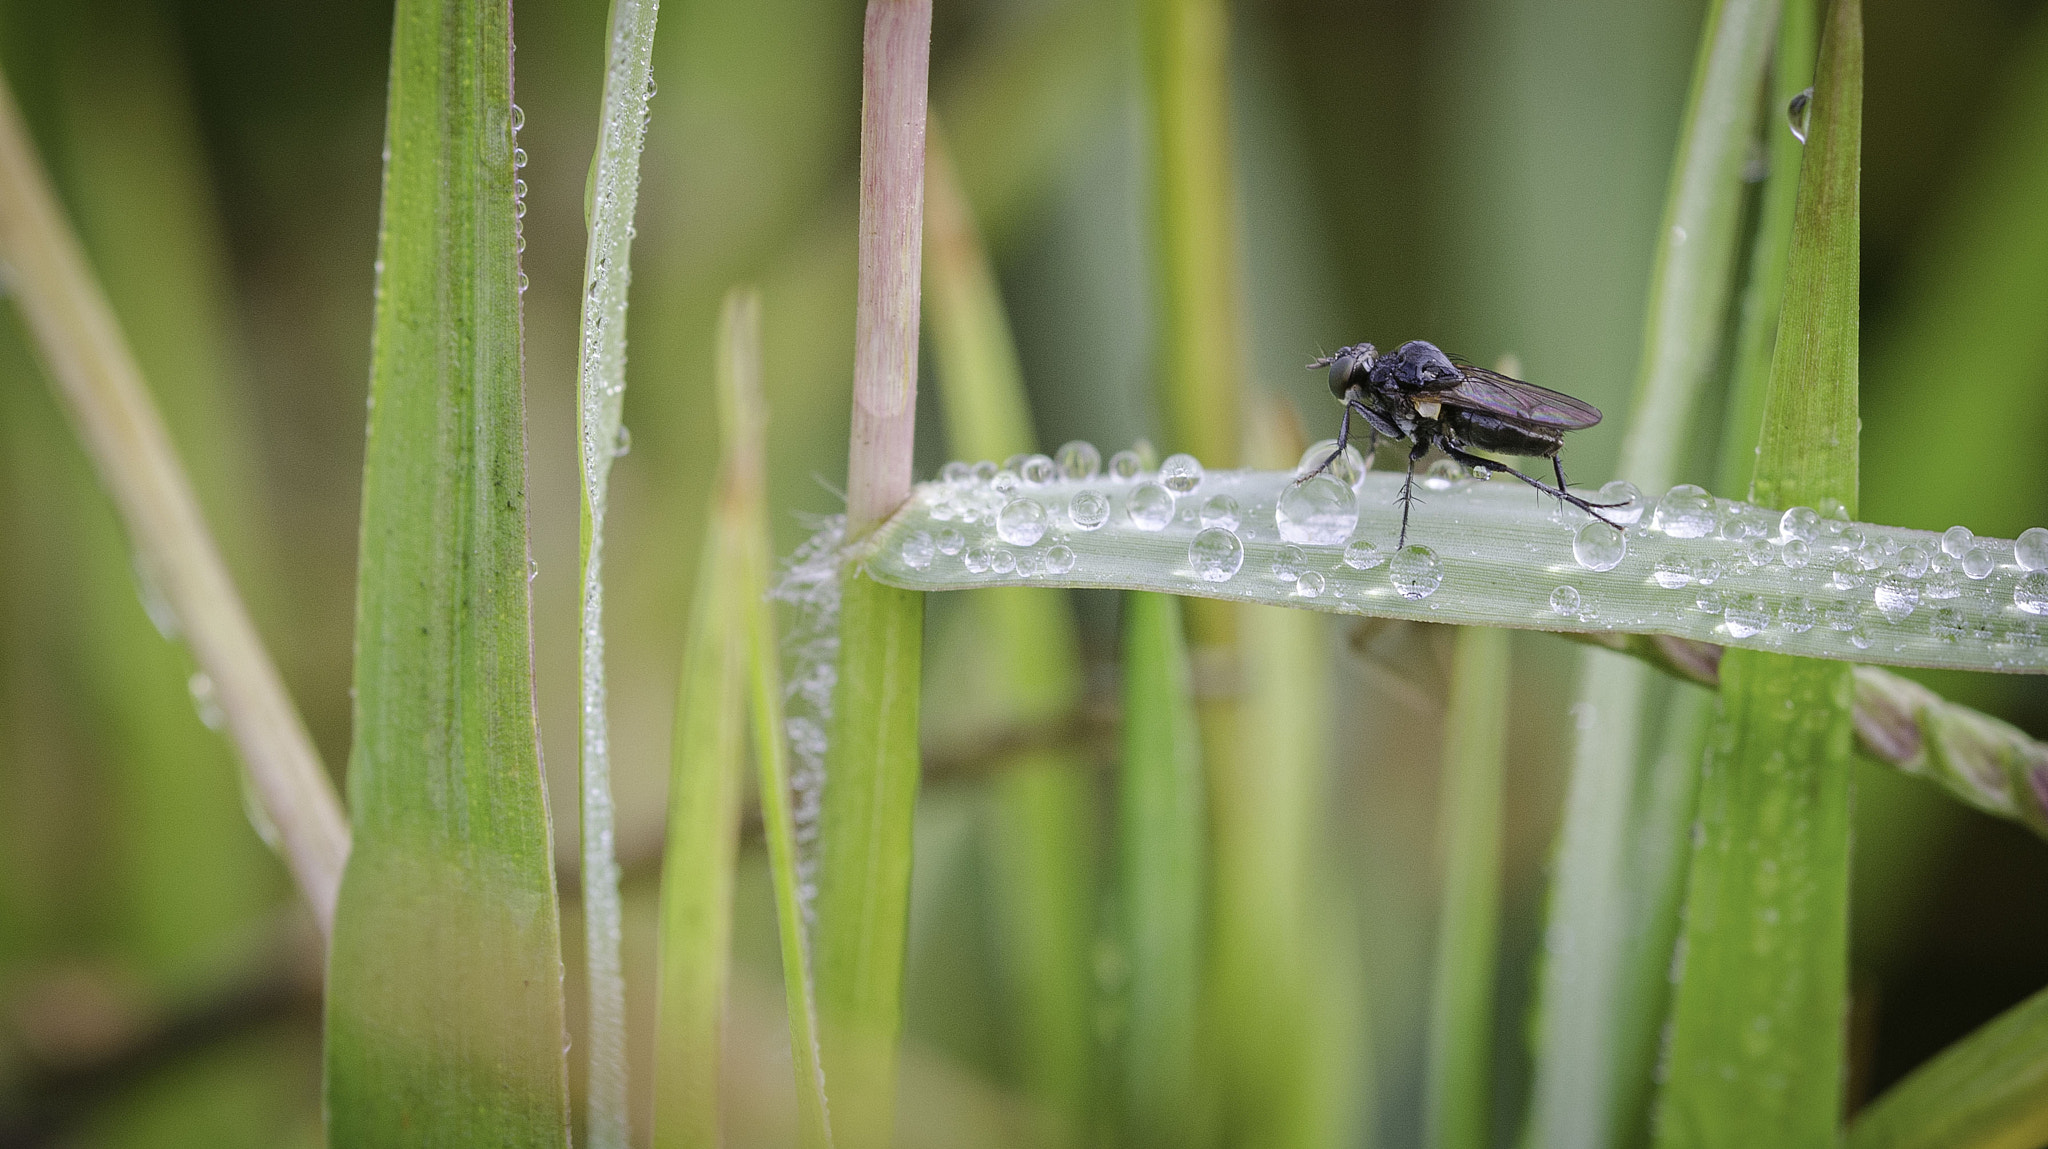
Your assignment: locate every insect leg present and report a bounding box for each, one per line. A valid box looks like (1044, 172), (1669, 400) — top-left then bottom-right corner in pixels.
(1295, 400), (1355, 485)
(1397, 437), (1429, 548)
(1439, 442), (1623, 530)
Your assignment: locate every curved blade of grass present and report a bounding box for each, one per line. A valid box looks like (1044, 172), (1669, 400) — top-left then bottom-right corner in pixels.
(862, 468), (2047, 675)
(924, 124), (1094, 1147)
(0, 52), (347, 934)
(323, 1), (570, 1143)
(1119, 591), (1206, 1149)
(1846, 982), (2048, 1149)
(1653, 3), (1860, 1145)
(1423, 627), (1508, 1149)
(575, 1), (663, 1142)
(813, 4), (932, 1144)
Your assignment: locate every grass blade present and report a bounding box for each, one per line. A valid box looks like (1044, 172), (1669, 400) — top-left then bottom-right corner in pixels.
(1847, 983), (2048, 1149)
(574, 1), (664, 1141)
(323, 0), (569, 1143)
(0, 52), (346, 934)
(1653, 3), (1861, 1145)
(1423, 628), (1508, 1149)
(1119, 591), (1206, 1149)
(813, 5), (932, 1142)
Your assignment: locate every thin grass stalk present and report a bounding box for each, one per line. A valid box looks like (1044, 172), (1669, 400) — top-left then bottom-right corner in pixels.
(814, 3), (933, 1145)
(0, 61), (347, 931)
(1423, 627), (1508, 1149)
(1654, 3), (1861, 1144)
(574, 0), (663, 1140)
(1846, 983), (2048, 1149)
(924, 124), (1094, 1148)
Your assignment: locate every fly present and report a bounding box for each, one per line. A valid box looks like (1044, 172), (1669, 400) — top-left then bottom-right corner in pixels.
(1301, 339), (1623, 546)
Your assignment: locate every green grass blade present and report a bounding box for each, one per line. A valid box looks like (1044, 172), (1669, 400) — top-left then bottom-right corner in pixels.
(323, 1), (569, 1144)
(1424, 627), (1508, 1149)
(575, 1), (664, 1141)
(1847, 983), (2048, 1149)
(1654, 3), (1861, 1145)
(1118, 591), (1206, 1149)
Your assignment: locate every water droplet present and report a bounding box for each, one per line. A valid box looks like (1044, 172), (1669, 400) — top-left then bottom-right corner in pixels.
(941, 460), (973, 484)
(1695, 558), (1724, 586)
(936, 528), (965, 555)
(513, 147), (528, 169)
(991, 470), (1022, 496)
(1787, 87), (1813, 143)
(1199, 494), (1240, 530)
(1828, 557), (1866, 590)
(1573, 521), (1627, 571)
(1272, 545), (1306, 582)
(1045, 544), (1076, 575)
(1779, 597), (1817, 633)
(1742, 538), (1774, 568)
(1599, 480), (1646, 525)
(1780, 539), (1811, 569)
(1922, 571), (1960, 600)
(1723, 596), (1769, 639)
(1941, 525), (1974, 558)
(991, 549), (1018, 574)
(2017, 528), (2048, 572)
(612, 424), (632, 457)
(2016, 573), (2048, 616)
(1695, 589), (1725, 614)
(1159, 453), (1204, 493)
(1056, 441), (1101, 480)
(900, 531), (935, 570)
(529, 557), (539, 583)
(964, 544), (994, 574)
(1653, 556), (1694, 589)
(1929, 607), (1966, 642)
(1550, 585), (1582, 615)
(997, 498), (1049, 546)
(1780, 506), (1821, 543)
(1962, 548), (1996, 580)
(1823, 602), (1858, 631)
(1295, 570), (1326, 599)
(1188, 528), (1243, 581)
(188, 672), (225, 731)
(1874, 576), (1919, 620)
(1128, 483), (1175, 531)
(518, 271), (529, 293)
(1389, 545), (1443, 600)
(1297, 439), (1368, 487)
(515, 177), (528, 201)
(1818, 497), (1850, 522)
(1896, 545), (1930, 578)
(1276, 475), (1359, 546)
(1848, 624), (1873, 650)
(1930, 551), (1954, 573)
(1343, 538), (1388, 570)
(1109, 450), (1144, 480)
(1019, 454), (1057, 485)
(973, 461), (999, 483)
(1069, 490), (1111, 531)
(1422, 458), (1466, 490)
(1653, 485), (1716, 538)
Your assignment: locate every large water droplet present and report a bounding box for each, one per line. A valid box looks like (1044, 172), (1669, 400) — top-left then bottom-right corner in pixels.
(1941, 525), (1974, 558)
(1057, 441), (1101, 481)
(1828, 557), (1866, 591)
(1550, 586), (1581, 615)
(997, 498), (1048, 546)
(1573, 521), (1626, 571)
(1128, 483), (1175, 531)
(1780, 506), (1821, 543)
(1069, 490), (1111, 531)
(1652, 556), (1694, 589)
(1275, 475), (1359, 545)
(2016, 528), (2048, 571)
(1962, 547), (1996, 580)
(1044, 544), (1076, 576)
(1874, 576), (1919, 620)
(1653, 485), (1716, 538)
(936, 528), (965, 555)
(1787, 87), (1813, 143)
(1019, 454), (1057, 485)
(1723, 596), (1769, 639)
(1109, 450), (1144, 480)
(1389, 546), (1443, 600)
(1159, 453), (1204, 493)
(1343, 538), (1388, 570)
(1189, 528), (1243, 582)
(900, 530), (935, 570)
(2016, 573), (2048, 616)
(1272, 545), (1306, 582)
(1295, 570), (1326, 599)
(1598, 480), (1645, 526)
(1199, 494), (1240, 530)
(1297, 439), (1367, 487)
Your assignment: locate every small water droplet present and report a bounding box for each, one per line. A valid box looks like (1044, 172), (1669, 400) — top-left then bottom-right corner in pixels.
(188, 672), (225, 731)
(1922, 571), (1961, 600)
(529, 557), (539, 583)
(1780, 538), (1811, 569)
(1044, 544), (1076, 576)
(1159, 453), (1204, 493)
(1695, 589), (1725, 614)
(1297, 439), (1368, 487)
(1723, 596), (1769, 639)
(1653, 556), (1694, 589)
(1896, 545), (1930, 578)
(1927, 607), (1966, 642)
(1109, 450), (1144, 480)
(1941, 525), (1975, 558)
(1653, 485), (1716, 538)
(964, 544), (994, 574)
(1742, 538), (1774, 568)
(612, 425), (631, 457)
(2016, 528), (2048, 572)
(1276, 475), (1359, 546)
(1422, 458), (1466, 490)
(1272, 545), (1307, 582)
(1056, 441), (1101, 480)
(518, 271), (529, 293)
(1128, 483), (1175, 531)
(1823, 602), (1858, 632)
(513, 147), (527, 169)
(1829, 557), (1866, 590)
(1779, 597), (1817, 633)
(1199, 494), (1240, 530)
(1787, 87), (1813, 143)
(1962, 547), (1996, 579)
(1573, 521), (1626, 571)
(900, 531), (935, 570)
(1780, 506), (1821, 543)
(1389, 546), (1443, 600)
(2016, 573), (2048, 616)
(1069, 490), (1111, 531)
(972, 461), (998, 483)
(991, 470), (1021, 496)
(1019, 454), (1057, 485)
(1189, 528), (1243, 581)
(941, 460), (973, 484)
(1818, 497), (1850, 522)
(990, 549), (1018, 574)
(1550, 585), (1582, 615)
(1930, 551), (1954, 574)
(1343, 538), (1388, 570)
(1874, 575), (1919, 620)
(936, 528), (965, 555)
(1694, 558), (1724, 586)
(997, 498), (1049, 546)
(1294, 570), (1326, 598)
(1598, 480), (1645, 526)
(1848, 624), (1873, 650)
(515, 177), (527, 201)
(511, 104), (525, 131)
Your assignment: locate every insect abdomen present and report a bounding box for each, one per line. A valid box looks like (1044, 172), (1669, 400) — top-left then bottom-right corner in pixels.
(1447, 409), (1564, 457)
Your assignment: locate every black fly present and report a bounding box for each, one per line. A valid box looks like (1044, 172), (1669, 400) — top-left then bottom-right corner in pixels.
(1301, 339), (1622, 547)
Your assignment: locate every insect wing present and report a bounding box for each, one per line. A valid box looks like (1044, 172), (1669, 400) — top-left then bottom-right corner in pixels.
(1440, 366), (1602, 430)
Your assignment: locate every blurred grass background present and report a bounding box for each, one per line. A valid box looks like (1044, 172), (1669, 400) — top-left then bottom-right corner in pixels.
(1, 0), (2045, 1144)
